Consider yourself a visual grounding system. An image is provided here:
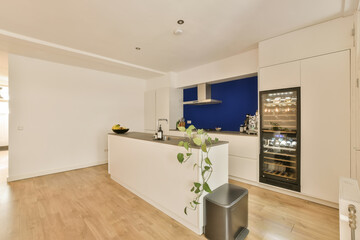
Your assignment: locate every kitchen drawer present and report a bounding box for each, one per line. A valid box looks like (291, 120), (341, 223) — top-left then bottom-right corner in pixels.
(229, 155), (258, 182)
(210, 134), (258, 159)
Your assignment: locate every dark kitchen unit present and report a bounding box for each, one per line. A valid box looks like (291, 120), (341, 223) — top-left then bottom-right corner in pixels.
(259, 87), (300, 192)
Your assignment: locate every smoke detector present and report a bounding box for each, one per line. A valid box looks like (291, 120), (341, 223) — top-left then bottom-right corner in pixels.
(173, 29), (183, 35)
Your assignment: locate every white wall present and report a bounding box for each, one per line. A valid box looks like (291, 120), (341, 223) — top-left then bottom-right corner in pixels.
(146, 72), (177, 91)
(8, 54), (146, 181)
(176, 48), (258, 88)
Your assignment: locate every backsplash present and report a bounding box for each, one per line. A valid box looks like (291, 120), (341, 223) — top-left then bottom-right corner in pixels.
(183, 76), (258, 131)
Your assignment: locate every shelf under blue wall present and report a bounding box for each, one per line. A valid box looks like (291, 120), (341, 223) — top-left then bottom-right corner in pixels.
(183, 76), (258, 131)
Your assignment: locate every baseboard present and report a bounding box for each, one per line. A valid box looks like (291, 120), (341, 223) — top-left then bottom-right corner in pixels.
(7, 160), (108, 182)
(229, 176), (339, 209)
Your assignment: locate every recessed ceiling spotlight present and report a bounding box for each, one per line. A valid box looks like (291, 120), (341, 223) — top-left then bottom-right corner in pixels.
(177, 19), (184, 25)
(135, 47), (141, 50)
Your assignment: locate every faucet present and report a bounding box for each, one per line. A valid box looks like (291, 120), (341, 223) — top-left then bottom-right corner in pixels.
(157, 118), (168, 127)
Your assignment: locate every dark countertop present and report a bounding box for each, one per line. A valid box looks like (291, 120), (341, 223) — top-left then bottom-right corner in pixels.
(108, 132), (228, 148)
(169, 129), (258, 137)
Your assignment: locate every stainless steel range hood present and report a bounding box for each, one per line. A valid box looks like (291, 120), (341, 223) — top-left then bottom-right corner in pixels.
(183, 83), (222, 105)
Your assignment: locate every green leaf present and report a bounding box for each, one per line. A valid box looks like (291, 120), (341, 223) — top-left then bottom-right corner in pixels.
(188, 125), (195, 131)
(191, 187), (194, 192)
(204, 166), (210, 170)
(186, 125), (196, 137)
(195, 188), (200, 193)
(186, 129), (192, 137)
(203, 182), (212, 193)
(197, 129), (204, 134)
(215, 137), (219, 142)
(194, 182), (201, 188)
(207, 137), (212, 143)
(184, 207), (187, 215)
(193, 163), (197, 170)
(193, 201), (200, 205)
(177, 153), (184, 163)
(205, 157), (212, 165)
(201, 144), (207, 153)
(184, 142), (189, 151)
(193, 137), (202, 146)
(178, 126), (186, 132)
(178, 141), (184, 146)
(187, 153), (192, 157)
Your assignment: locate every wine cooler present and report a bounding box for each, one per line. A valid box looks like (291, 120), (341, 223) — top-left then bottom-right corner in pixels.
(259, 87), (300, 192)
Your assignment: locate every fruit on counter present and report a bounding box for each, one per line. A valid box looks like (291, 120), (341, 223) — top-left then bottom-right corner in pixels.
(112, 124), (120, 130)
(112, 124), (128, 130)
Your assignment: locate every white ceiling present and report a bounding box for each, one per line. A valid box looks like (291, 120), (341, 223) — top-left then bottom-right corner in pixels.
(0, 0), (356, 76)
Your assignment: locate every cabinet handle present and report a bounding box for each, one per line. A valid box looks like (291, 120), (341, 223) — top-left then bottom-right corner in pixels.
(349, 204), (357, 240)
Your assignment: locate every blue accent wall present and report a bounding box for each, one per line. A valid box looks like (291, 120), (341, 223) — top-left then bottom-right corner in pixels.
(184, 76), (258, 131)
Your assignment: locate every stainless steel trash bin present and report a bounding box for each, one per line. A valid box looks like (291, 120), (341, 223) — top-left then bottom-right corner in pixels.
(204, 183), (249, 240)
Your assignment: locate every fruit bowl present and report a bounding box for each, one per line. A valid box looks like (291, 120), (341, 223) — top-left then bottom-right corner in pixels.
(112, 128), (129, 134)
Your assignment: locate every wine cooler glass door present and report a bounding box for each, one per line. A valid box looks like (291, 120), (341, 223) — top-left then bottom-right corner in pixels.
(260, 87), (300, 192)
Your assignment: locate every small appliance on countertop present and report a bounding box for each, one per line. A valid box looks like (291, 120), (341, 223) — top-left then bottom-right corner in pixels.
(242, 111), (258, 135)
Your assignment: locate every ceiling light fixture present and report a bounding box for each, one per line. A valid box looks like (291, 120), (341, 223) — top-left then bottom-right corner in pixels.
(173, 29), (183, 35)
(177, 19), (184, 25)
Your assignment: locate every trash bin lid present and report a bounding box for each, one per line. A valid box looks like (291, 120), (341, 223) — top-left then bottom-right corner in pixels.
(205, 183), (248, 208)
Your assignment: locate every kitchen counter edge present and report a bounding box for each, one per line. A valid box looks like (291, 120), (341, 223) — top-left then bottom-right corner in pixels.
(169, 129), (258, 137)
(108, 132), (229, 148)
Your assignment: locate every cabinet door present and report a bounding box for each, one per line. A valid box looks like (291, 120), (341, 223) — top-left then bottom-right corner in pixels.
(301, 50), (350, 203)
(259, 61), (300, 91)
(144, 90), (156, 131)
(155, 88), (170, 132)
(229, 155), (258, 182)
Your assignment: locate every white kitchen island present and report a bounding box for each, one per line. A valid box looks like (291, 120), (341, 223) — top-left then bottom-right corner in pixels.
(108, 132), (229, 234)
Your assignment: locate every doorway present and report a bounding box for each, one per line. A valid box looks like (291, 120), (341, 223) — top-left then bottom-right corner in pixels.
(0, 51), (9, 183)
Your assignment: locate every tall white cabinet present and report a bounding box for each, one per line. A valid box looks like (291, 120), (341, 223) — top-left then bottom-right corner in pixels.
(258, 15), (354, 204)
(301, 51), (351, 203)
(259, 50), (351, 203)
(144, 90), (156, 132)
(144, 87), (183, 133)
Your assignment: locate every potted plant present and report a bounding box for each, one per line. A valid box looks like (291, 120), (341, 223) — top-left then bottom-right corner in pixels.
(176, 125), (219, 215)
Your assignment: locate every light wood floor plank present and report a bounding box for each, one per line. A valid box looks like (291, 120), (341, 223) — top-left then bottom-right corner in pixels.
(0, 162), (339, 240)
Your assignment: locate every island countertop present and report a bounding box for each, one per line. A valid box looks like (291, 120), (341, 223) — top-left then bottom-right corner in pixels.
(108, 132), (228, 148)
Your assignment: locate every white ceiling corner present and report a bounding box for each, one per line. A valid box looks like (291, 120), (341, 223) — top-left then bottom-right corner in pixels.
(343, 0), (359, 15)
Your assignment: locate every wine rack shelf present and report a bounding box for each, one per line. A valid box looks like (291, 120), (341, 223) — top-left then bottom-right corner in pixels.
(264, 171), (296, 180)
(263, 146), (296, 151)
(264, 152), (296, 157)
(263, 156), (296, 163)
(264, 161), (296, 169)
(262, 130), (297, 134)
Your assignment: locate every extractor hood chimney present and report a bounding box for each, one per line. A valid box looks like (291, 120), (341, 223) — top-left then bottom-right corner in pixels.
(183, 83), (222, 105)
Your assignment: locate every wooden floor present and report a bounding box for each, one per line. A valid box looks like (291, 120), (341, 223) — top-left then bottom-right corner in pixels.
(0, 150), (8, 184)
(0, 162), (339, 240)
